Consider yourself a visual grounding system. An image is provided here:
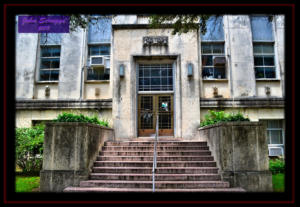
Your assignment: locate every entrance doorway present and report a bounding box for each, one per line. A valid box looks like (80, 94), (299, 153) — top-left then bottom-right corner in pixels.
(138, 94), (174, 136)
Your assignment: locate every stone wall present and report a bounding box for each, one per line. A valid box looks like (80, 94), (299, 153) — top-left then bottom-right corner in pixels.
(198, 121), (273, 191)
(40, 122), (114, 192)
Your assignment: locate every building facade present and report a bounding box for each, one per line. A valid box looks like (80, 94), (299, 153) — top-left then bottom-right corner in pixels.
(15, 15), (285, 156)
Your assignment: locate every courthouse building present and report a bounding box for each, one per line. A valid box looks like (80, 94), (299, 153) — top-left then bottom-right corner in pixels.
(15, 15), (285, 156)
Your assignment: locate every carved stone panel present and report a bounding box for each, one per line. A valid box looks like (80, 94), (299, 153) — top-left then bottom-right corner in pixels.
(143, 36), (168, 46)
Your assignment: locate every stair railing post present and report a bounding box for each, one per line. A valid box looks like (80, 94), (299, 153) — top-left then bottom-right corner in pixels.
(152, 113), (159, 192)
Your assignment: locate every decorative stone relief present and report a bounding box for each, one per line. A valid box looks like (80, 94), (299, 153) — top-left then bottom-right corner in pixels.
(143, 36), (168, 46)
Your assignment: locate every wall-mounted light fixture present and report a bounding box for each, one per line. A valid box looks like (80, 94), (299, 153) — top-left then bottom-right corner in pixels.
(95, 88), (100, 96)
(45, 85), (50, 97)
(119, 64), (125, 77)
(265, 86), (271, 96)
(187, 63), (193, 77)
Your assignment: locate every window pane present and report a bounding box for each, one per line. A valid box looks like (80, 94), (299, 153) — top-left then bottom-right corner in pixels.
(250, 16), (274, 41)
(139, 69), (143, 77)
(161, 68), (168, 76)
(253, 44), (262, 54)
(202, 44), (211, 53)
(40, 70), (51, 81)
(202, 67), (214, 79)
(267, 120), (282, 128)
(88, 17), (112, 43)
(90, 46), (100, 56)
(50, 58), (60, 68)
(151, 69), (160, 77)
(50, 70), (59, 81)
(99, 45), (110, 55)
(168, 77), (173, 85)
(262, 44), (274, 53)
(144, 69), (150, 77)
(40, 59), (51, 69)
(255, 67), (265, 78)
(264, 56), (274, 66)
(270, 130), (283, 144)
(201, 16), (224, 41)
(202, 55), (213, 66)
(214, 67), (225, 79)
(212, 44), (224, 54)
(41, 48), (51, 57)
(151, 78), (160, 85)
(51, 47), (61, 56)
(254, 57), (264, 66)
(265, 67), (276, 78)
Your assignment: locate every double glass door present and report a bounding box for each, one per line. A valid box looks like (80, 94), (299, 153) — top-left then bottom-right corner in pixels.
(138, 94), (174, 136)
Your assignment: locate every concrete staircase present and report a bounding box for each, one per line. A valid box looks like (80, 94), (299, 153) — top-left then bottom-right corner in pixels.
(64, 140), (245, 192)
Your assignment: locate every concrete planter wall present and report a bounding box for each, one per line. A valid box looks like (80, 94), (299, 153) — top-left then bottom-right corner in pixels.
(198, 121), (273, 192)
(40, 122), (114, 192)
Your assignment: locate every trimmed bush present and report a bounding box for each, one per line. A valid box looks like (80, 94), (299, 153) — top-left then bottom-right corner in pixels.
(15, 124), (45, 174)
(269, 158), (285, 174)
(52, 112), (109, 127)
(200, 110), (250, 127)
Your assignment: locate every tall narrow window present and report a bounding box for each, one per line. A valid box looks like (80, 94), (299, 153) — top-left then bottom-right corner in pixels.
(266, 120), (284, 157)
(250, 16), (276, 79)
(87, 16), (112, 81)
(201, 16), (226, 79)
(40, 45), (61, 81)
(39, 33), (62, 81)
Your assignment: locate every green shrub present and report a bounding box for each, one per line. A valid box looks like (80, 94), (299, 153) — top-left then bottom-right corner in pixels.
(200, 110), (250, 127)
(15, 124), (45, 174)
(52, 112), (109, 127)
(269, 158), (285, 174)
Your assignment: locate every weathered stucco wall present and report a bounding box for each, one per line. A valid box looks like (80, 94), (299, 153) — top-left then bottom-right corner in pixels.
(15, 109), (113, 128)
(198, 122), (272, 191)
(256, 81), (282, 97)
(16, 32), (39, 99)
(84, 82), (111, 99)
(112, 27), (200, 139)
(202, 81), (230, 98)
(58, 31), (85, 99)
(40, 122), (114, 192)
(274, 15), (285, 97)
(34, 83), (59, 99)
(223, 15), (256, 98)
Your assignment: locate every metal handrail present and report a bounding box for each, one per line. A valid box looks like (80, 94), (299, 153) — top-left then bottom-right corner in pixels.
(152, 114), (159, 192)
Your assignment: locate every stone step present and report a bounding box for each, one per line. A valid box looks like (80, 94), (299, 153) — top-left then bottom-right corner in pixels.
(102, 146), (209, 151)
(89, 173), (221, 181)
(100, 151), (211, 156)
(96, 156), (214, 161)
(64, 187), (246, 192)
(104, 141), (208, 146)
(79, 180), (230, 189)
(94, 161), (217, 167)
(92, 167), (219, 174)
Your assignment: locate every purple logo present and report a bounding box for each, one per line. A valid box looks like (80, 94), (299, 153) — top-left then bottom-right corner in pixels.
(18, 15), (70, 33)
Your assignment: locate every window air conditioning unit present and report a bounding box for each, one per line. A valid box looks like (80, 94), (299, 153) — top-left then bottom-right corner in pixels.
(213, 56), (226, 66)
(268, 147), (284, 157)
(90, 56), (104, 67)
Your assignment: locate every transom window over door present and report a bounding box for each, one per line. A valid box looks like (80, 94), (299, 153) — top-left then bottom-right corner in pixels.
(138, 64), (173, 91)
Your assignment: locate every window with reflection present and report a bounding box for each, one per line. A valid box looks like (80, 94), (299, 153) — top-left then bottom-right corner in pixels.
(201, 16), (226, 79)
(250, 16), (276, 79)
(87, 16), (112, 81)
(39, 33), (62, 81)
(39, 46), (61, 81)
(138, 64), (173, 91)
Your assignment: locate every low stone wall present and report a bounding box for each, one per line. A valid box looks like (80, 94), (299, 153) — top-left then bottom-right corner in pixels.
(198, 121), (272, 192)
(40, 122), (114, 192)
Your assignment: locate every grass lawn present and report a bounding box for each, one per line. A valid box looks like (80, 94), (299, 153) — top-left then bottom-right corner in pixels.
(16, 176), (40, 192)
(273, 173), (285, 192)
